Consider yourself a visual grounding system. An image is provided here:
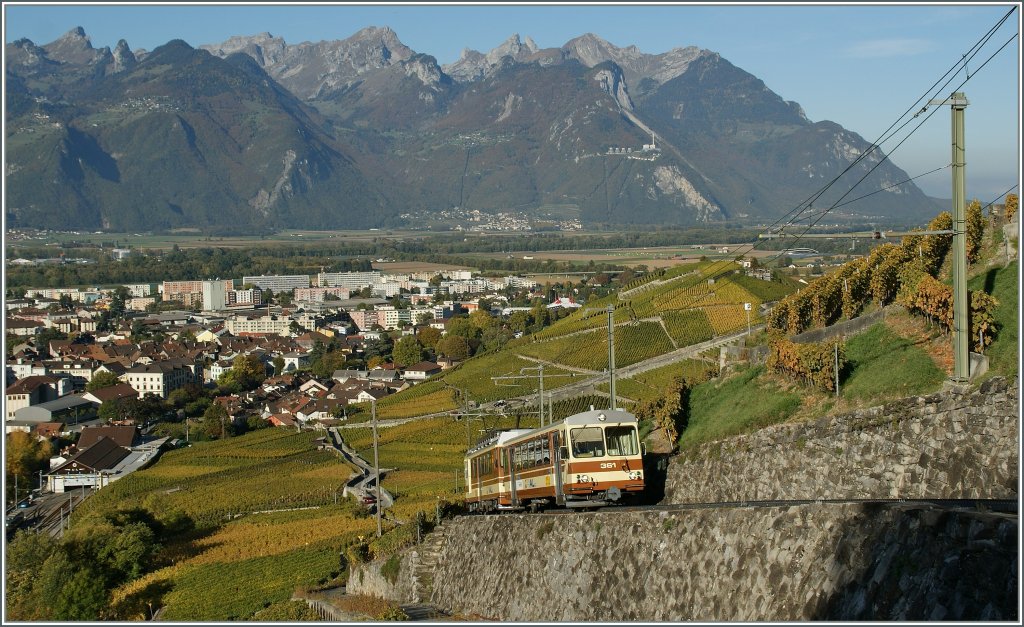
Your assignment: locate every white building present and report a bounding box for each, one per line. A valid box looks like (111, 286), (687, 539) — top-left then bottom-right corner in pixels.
(120, 363), (195, 399)
(202, 280), (228, 311)
(242, 275), (310, 293)
(316, 271), (381, 289)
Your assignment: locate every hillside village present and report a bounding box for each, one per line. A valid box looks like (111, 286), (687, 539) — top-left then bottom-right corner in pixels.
(3, 267), (606, 499)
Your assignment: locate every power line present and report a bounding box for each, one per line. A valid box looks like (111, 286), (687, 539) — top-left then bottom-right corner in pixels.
(763, 7), (1017, 235)
(609, 7), (1020, 323)
(711, 8), (1018, 275)
(788, 30), (1019, 247)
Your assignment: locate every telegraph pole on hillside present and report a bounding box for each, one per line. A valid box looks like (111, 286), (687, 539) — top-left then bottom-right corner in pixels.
(927, 92), (971, 382)
(607, 305), (616, 410)
(372, 399), (381, 537)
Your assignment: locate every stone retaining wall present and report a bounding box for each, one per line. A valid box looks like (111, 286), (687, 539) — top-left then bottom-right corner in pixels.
(665, 376), (1018, 503)
(353, 503), (1016, 621)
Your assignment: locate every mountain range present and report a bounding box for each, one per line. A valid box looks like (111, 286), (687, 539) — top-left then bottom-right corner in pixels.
(4, 26), (942, 233)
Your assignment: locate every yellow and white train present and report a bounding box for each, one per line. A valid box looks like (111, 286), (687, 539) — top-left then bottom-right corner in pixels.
(464, 407), (645, 512)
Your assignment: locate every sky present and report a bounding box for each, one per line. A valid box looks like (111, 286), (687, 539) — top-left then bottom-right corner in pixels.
(4, 2), (1021, 203)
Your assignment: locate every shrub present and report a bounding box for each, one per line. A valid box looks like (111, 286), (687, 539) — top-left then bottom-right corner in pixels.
(381, 553), (401, 585)
(767, 338), (845, 392)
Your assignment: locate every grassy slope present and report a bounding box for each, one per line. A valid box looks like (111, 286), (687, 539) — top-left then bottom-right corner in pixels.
(840, 323), (947, 401)
(969, 260), (1018, 378)
(680, 366), (802, 450)
(676, 247), (1017, 452)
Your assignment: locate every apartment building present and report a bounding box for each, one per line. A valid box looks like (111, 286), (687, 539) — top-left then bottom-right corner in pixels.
(242, 275), (310, 293)
(315, 271), (381, 289)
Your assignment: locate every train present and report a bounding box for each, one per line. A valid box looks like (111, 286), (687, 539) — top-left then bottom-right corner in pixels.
(463, 407), (645, 512)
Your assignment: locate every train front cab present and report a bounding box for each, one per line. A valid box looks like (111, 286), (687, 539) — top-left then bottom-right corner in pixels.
(559, 409), (645, 508)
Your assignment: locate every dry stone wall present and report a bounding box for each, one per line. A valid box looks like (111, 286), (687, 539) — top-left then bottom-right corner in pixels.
(665, 376), (1018, 503)
(350, 503), (1016, 621)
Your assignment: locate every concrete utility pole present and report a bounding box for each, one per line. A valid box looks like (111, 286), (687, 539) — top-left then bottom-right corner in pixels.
(930, 92), (970, 382)
(607, 305), (616, 410)
(371, 399), (381, 538)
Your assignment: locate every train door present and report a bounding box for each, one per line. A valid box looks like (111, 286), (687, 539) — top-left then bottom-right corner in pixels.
(504, 447), (518, 507)
(552, 431), (565, 506)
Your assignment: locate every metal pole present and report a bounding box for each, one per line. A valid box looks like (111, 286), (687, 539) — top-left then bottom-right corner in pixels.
(607, 305), (616, 410)
(951, 92), (970, 381)
(372, 400), (381, 538)
(538, 364), (544, 427)
(929, 92), (971, 381)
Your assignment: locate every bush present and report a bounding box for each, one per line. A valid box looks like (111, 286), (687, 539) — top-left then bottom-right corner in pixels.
(767, 338), (845, 392)
(381, 553), (401, 585)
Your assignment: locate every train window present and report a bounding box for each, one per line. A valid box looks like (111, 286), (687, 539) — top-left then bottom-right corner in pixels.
(605, 426), (639, 456)
(570, 427), (605, 458)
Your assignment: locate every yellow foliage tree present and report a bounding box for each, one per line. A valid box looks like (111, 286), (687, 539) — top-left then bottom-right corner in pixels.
(966, 199), (985, 264)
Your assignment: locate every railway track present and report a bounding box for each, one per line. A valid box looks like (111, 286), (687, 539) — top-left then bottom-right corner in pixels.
(464, 498), (1019, 518)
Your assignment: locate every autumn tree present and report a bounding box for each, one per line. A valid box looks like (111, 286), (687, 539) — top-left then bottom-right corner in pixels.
(635, 376), (687, 447)
(218, 353), (267, 391)
(1004, 193), (1018, 223)
(507, 310), (533, 334)
(392, 336), (424, 367)
(85, 371), (122, 392)
(201, 402), (232, 439)
(416, 326), (442, 350)
(5, 432), (52, 503)
(965, 198), (985, 264)
(445, 316), (478, 341)
(435, 335), (470, 361)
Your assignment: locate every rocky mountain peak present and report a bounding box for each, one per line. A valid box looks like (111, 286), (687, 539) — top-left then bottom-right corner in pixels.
(4, 38), (51, 70)
(111, 39), (138, 73)
(44, 26), (105, 65)
(443, 33), (542, 83)
(485, 33), (539, 65)
(562, 33), (704, 92)
(200, 32), (288, 67)
(399, 53), (446, 89)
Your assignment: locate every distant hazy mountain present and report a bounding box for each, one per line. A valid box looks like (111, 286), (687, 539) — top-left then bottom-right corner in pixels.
(5, 27), (941, 232)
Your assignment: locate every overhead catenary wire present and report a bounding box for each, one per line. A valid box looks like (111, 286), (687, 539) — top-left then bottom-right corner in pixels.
(771, 29), (1021, 263)
(674, 6), (1018, 290)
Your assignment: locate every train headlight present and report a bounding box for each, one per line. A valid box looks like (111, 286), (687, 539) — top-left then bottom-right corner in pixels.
(629, 471), (642, 481)
(576, 474), (591, 483)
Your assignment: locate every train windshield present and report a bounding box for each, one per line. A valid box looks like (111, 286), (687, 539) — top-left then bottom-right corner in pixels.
(570, 427), (605, 458)
(605, 426), (639, 456)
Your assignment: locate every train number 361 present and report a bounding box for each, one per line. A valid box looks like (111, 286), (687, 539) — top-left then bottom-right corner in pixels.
(599, 462), (618, 469)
